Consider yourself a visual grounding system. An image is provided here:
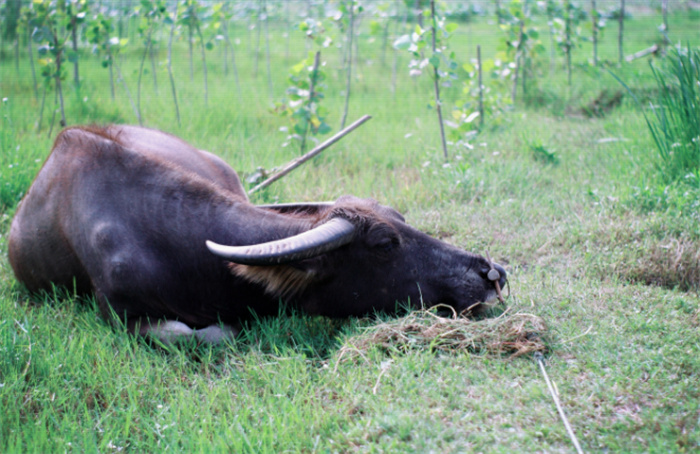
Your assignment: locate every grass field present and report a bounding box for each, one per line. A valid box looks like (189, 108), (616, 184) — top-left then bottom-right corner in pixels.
(1, 3), (699, 452)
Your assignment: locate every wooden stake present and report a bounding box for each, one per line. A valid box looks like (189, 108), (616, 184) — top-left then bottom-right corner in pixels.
(430, 0), (448, 160)
(167, 3), (181, 127)
(618, 0), (625, 65)
(248, 115), (372, 195)
(591, 0), (598, 66)
(299, 51), (321, 155)
(340, 0), (354, 130)
(512, 20), (524, 103)
(477, 45), (484, 129)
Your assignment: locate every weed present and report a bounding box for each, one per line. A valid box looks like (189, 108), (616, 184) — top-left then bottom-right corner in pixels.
(646, 44), (700, 182)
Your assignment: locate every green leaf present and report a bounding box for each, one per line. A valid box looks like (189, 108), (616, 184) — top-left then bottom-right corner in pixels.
(429, 55), (440, 69)
(445, 23), (458, 34)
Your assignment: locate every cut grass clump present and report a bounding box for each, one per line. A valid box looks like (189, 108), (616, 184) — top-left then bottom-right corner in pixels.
(336, 308), (548, 362)
(619, 236), (700, 291)
(575, 212), (700, 291)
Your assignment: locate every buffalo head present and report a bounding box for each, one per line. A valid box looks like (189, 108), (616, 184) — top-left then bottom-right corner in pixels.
(207, 196), (506, 318)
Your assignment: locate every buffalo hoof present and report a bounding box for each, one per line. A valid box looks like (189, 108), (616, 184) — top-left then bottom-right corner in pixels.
(194, 324), (239, 344)
(144, 320), (239, 345)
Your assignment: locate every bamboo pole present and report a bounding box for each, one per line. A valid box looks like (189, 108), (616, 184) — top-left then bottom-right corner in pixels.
(249, 115), (373, 195)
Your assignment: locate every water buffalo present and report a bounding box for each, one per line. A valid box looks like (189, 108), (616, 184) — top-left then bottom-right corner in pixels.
(8, 125), (506, 343)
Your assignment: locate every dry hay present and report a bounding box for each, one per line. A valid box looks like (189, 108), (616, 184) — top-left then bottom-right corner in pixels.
(337, 307), (548, 363)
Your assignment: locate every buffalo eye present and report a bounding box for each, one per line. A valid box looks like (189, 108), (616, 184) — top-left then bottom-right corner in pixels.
(373, 235), (400, 253)
(366, 223), (401, 254)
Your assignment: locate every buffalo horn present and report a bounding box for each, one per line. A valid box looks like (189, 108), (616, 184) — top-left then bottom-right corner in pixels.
(206, 217), (355, 265)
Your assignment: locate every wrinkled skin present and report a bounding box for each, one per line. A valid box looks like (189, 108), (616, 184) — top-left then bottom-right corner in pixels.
(8, 125), (506, 343)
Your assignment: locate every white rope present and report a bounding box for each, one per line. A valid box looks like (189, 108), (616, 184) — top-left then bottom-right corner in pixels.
(535, 352), (584, 454)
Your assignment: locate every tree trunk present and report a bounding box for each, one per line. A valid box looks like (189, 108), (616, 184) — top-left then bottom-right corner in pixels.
(477, 45), (484, 129)
(430, 0), (448, 160)
(340, 0), (354, 130)
(150, 42), (159, 95)
(299, 51), (321, 155)
(263, 0), (273, 99)
(618, 0), (625, 65)
(195, 23), (209, 106)
(188, 25), (194, 81)
(137, 27), (154, 124)
(591, 0), (598, 66)
(71, 16), (79, 87)
(167, 3), (181, 126)
(109, 55), (115, 100)
(28, 27), (38, 99)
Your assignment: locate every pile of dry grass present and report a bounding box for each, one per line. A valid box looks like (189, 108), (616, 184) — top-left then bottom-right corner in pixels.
(337, 308), (548, 363)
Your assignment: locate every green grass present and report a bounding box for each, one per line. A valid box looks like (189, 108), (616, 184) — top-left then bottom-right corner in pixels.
(1, 7), (699, 453)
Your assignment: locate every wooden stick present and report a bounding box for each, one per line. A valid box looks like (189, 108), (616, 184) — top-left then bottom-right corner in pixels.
(625, 44), (659, 62)
(248, 115), (372, 195)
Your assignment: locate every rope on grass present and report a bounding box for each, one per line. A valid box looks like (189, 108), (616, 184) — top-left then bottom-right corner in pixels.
(534, 351), (584, 454)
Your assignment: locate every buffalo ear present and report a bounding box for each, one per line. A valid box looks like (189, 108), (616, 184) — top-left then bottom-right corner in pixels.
(228, 263), (318, 298)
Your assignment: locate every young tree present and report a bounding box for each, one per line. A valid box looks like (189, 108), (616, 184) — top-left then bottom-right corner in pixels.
(211, 2), (241, 97)
(65, 0), (88, 88)
(32, 0), (73, 128)
(179, 0), (213, 106)
(273, 51), (332, 155)
(86, 10), (125, 100)
(136, 0), (166, 118)
(165, 2), (181, 125)
(394, 0), (458, 159)
(18, 4), (39, 99)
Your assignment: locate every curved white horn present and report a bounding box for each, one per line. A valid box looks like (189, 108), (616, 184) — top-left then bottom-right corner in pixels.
(206, 218), (355, 265)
